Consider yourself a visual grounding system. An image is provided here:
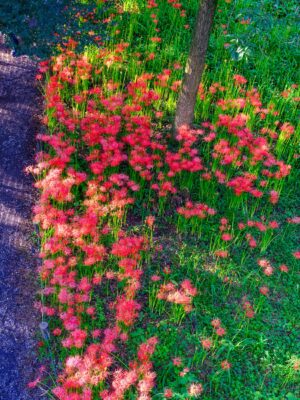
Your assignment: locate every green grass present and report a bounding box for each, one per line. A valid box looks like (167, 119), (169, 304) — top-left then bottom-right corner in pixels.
(125, 172), (300, 399)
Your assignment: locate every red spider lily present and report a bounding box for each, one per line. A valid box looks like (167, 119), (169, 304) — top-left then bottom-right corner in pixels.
(188, 383), (203, 396)
(259, 286), (269, 296)
(293, 251), (300, 259)
(115, 296), (141, 327)
(215, 327), (226, 336)
(241, 297), (255, 318)
(211, 318), (221, 328)
(287, 216), (300, 224)
(177, 201), (216, 219)
(157, 280), (197, 312)
(164, 389), (173, 398)
(279, 264), (289, 273)
(172, 357), (182, 366)
(112, 236), (145, 258)
(221, 360), (231, 370)
(215, 249), (229, 258)
(233, 74), (247, 85)
(201, 338), (213, 350)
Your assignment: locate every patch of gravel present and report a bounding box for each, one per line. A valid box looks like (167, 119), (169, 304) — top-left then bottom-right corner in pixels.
(0, 34), (44, 400)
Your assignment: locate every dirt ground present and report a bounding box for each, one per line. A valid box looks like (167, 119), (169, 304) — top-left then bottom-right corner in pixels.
(0, 34), (44, 400)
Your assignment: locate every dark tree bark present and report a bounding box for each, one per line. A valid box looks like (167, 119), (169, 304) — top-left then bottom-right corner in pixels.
(174, 0), (217, 131)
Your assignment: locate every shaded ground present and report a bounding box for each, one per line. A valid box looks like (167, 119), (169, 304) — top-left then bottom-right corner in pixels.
(0, 0), (70, 58)
(0, 34), (42, 400)
(0, 1), (109, 59)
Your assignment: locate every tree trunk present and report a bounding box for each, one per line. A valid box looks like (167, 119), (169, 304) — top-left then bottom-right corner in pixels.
(174, 0), (217, 132)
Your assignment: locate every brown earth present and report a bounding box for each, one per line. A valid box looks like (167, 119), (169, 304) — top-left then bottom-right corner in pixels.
(0, 34), (44, 400)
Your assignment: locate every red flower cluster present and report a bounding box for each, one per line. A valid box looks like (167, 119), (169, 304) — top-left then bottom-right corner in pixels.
(157, 279), (197, 312)
(257, 259), (274, 276)
(30, 3), (297, 396)
(242, 299), (255, 318)
(211, 318), (226, 337)
(177, 201), (216, 219)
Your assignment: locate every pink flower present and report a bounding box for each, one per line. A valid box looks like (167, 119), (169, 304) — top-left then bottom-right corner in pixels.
(115, 297), (141, 327)
(151, 274), (161, 282)
(215, 249), (229, 258)
(216, 327), (226, 336)
(269, 190), (279, 204)
(180, 279), (197, 296)
(164, 388), (173, 398)
(259, 286), (269, 296)
(201, 338), (212, 350)
(172, 357), (182, 366)
(279, 264), (289, 273)
(150, 36), (161, 43)
(179, 367), (190, 377)
(92, 329), (101, 338)
(27, 377), (41, 389)
(145, 215), (155, 227)
(221, 360), (231, 370)
(71, 329), (88, 348)
(293, 251), (300, 259)
(264, 266), (274, 276)
(188, 383), (203, 397)
(221, 233), (232, 241)
(211, 318), (221, 328)
(233, 74), (247, 85)
(245, 308), (255, 318)
(268, 220), (279, 229)
(287, 216), (300, 224)
(52, 328), (62, 336)
(258, 259), (270, 268)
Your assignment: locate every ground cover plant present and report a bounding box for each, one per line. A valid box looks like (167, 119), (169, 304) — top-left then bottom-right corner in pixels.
(28, 0), (299, 398)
